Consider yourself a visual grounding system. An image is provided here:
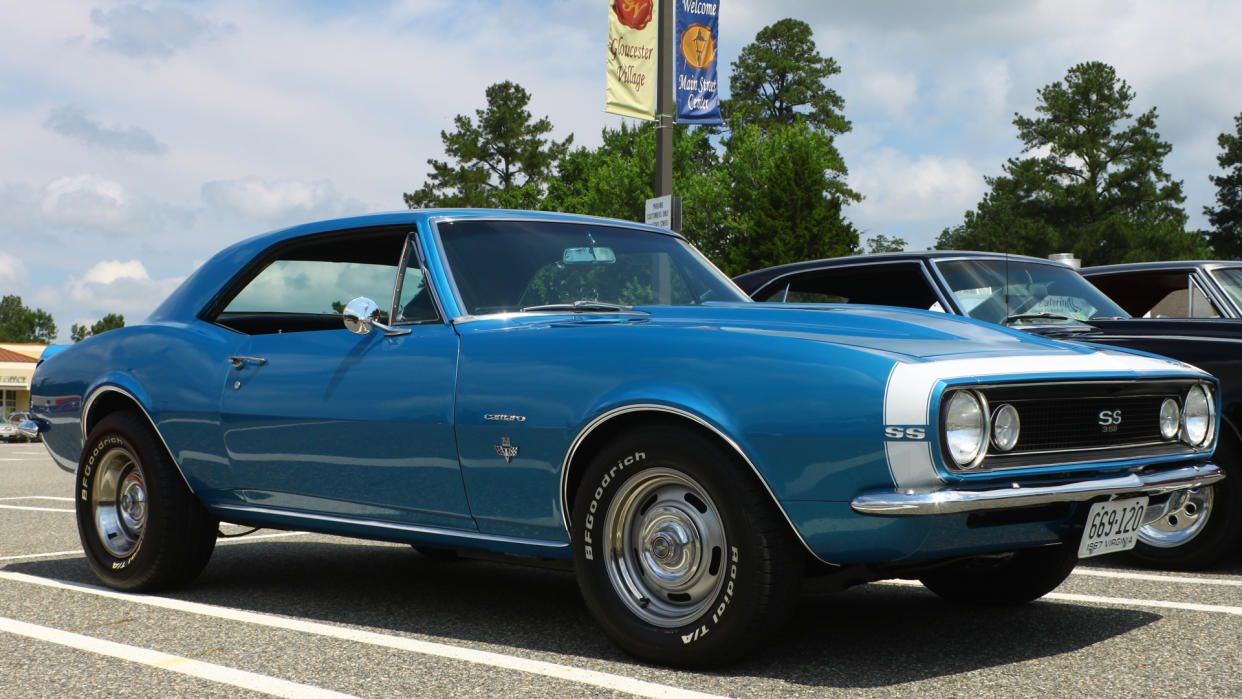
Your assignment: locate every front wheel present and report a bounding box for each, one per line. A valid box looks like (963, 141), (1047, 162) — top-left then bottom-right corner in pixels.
(76, 412), (218, 591)
(571, 427), (803, 668)
(1129, 435), (1241, 570)
(918, 544), (1078, 604)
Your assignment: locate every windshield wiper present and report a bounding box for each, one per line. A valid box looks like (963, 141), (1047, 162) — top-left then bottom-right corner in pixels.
(519, 300), (645, 313)
(1003, 311), (1076, 325)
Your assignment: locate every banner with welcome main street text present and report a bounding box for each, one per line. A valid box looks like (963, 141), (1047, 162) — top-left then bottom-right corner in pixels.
(675, 0), (722, 124)
(606, 0), (658, 120)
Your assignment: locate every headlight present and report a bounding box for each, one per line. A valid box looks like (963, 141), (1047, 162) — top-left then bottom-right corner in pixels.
(944, 390), (988, 468)
(1181, 384), (1214, 447)
(990, 404), (1020, 451)
(1158, 398), (1180, 440)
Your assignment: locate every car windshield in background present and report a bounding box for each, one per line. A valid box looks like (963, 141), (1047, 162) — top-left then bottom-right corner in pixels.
(436, 220), (747, 315)
(1211, 267), (1242, 310)
(934, 258), (1130, 325)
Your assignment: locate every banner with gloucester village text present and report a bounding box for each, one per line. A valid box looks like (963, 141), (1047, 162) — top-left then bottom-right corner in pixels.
(674, 0), (722, 124)
(606, 0), (658, 120)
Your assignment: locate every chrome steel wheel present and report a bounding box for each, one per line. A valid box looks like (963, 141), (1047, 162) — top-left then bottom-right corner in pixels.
(1138, 486), (1214, 549)
(602, 468), (727, 628)
(91, 447), (148, 558)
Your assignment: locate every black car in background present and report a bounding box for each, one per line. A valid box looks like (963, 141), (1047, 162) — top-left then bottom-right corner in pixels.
(735, 251), (1242, 570)
(1082, 260), (1242, 319)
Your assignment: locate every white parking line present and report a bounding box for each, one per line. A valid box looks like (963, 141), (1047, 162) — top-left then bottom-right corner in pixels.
(0, 532), (314, 563)
(878, 579), (1242, 615)
(0, 572), (724, 699)
(0, 496), (74, 502)
(0, 616), (358, 699)
(0, 504), (74, 513)
(1074, 567), (1242, 587)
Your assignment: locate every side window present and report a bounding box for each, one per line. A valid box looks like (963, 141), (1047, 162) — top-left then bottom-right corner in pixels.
(782, 263), (941, 310)
(215, 229), (407, 335)
(1089, 271), (1221, 318)
(395, 240), (439, 323)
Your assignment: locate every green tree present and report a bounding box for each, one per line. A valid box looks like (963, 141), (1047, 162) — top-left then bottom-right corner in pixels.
(863, 234), (908, 254)
(1206, 112), (1242, 259)
(723, 18), (849, 135)
(405, 81), (572, 209)
(0, 295), (56, 343)
(938, 61), (1206, 265)
(542, 121), (728, 259)
(70, 313), (125, 342)
(716, 121), (861, 275)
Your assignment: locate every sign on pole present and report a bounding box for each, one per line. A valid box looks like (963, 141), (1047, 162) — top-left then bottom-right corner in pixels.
(606, 0), (659, 120)
(645, 194), (682, 231)
(675, 0), (722, 124)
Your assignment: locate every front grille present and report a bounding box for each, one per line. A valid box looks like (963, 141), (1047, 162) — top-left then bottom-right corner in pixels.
(942, 379), (1209, 472)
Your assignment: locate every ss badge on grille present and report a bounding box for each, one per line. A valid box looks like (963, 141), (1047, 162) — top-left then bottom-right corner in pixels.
(1098, 409), (1122, 432)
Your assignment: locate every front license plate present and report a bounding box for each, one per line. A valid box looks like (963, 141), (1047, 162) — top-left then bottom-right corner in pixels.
(1078, 496), (1148, 558)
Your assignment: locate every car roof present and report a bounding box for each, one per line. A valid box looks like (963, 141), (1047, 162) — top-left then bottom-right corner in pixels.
(732, 250), (1063, 291)
(148, 209), (682, 323)
(1081, 260), (1242, 274)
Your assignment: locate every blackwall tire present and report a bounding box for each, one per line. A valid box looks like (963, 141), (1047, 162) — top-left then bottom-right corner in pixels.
(1129, 435), (1242, 570)
(571, 426), (803, 668)
(76, 411), (217, 591)
(919, 544), (1078, 605)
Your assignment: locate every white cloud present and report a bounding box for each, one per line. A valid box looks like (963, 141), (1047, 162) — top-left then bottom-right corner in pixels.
(45, 105), (168, 155)
(201, 177), (368, 225)
(0, 253), (27, 287)
(89, 3), (233, 59)
(32, 259), (184, 338)
(847, 150), (987, 248)
(38, 174), (164, 233)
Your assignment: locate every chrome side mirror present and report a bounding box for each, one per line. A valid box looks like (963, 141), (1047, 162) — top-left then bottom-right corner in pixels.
(342, 297), (410, 337)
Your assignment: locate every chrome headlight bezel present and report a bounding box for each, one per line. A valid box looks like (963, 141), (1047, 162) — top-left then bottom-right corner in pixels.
(1158, 397), (1181, 441)
(943, 390), (989, 469)
(990, 403), (1021, 452)
(1181, 383), (1215, 448)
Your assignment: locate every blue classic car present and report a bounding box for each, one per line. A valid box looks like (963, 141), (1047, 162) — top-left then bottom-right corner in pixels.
(32, 211), (1223, 666)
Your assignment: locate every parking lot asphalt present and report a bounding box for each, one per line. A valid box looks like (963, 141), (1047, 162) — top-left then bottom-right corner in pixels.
(2, 441), (1240, 698)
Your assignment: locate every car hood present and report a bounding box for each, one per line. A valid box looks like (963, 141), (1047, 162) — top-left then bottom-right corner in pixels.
(627, 302), (1195, 368)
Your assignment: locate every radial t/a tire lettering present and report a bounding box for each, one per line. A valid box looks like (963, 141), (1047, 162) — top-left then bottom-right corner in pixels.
(76, 411), (218, 591)
(571, 426), (803, 667)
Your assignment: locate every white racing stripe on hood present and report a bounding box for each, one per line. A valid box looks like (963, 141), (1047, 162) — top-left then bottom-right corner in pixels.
(881, 350), (1202, 490)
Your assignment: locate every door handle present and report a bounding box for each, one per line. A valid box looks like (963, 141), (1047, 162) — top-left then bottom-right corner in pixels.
(228, 356), (268, 369)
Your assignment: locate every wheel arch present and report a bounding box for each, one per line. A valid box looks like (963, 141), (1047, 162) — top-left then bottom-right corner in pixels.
(558, 404), (830, 565)
(81, 384), (196, 494)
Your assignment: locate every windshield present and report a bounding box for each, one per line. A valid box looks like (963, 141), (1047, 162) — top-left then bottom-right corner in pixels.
(934, 258), (1130, 324)
(437, 220), (747, 315)
(1210, 267), (1242, 310)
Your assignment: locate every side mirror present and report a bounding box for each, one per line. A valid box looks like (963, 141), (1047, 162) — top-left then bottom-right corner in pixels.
(342, 297), (410, 337)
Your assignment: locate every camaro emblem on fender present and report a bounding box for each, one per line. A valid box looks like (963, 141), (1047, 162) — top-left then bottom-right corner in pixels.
(494, 437), (519, 463)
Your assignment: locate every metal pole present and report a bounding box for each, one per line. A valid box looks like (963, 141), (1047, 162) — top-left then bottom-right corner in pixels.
(655, 0), (673, 197)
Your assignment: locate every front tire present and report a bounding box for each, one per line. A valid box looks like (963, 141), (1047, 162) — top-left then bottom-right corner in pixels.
(918, 544), (1078, 604)
(571, 426), (803, 667)
(77, 411), (218, 591)
(1129, 434), (1241, 570)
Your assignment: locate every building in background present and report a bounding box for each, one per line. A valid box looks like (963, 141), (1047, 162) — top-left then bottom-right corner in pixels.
(0, 344), (45, 418)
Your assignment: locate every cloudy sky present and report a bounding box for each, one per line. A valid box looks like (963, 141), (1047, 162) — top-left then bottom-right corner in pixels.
(3, 0), (1241, 339)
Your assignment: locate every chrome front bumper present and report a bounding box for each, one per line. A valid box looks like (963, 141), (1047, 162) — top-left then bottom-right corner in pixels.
(851, 464), (1223, 516)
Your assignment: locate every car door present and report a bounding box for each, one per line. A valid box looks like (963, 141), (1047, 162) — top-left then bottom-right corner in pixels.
(214, 227), (472, 530)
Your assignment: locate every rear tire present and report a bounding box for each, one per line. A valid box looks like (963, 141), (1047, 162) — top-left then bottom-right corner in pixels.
(76, 411), (217, 591)
(1129, 434), (1241, 570)
(919, 544), (1077, 604)
(572, 426), (803, 667)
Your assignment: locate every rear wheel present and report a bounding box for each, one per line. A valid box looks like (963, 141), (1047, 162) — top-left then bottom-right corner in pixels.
(919, 544), (1077, 604)
(77, 412), (218, 591)
(572, 426), (803, 667)
(1130, 434), (1242, 570)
